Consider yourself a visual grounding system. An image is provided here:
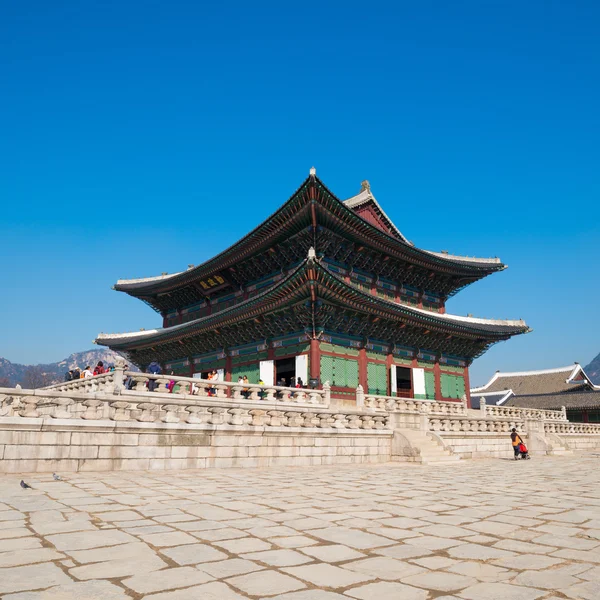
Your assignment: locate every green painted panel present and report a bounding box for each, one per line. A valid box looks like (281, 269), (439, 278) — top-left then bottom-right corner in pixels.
(232, 363), (260, 383)
(367, 363), (387, 395)
(345, 359), (359, 388)
(455, 376), (465, 400)
(320, 355), (334, 385)
(441, 374), (451, 398)
(425, 372), (435, 400)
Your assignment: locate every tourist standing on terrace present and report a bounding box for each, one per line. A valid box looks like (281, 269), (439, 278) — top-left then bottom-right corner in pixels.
(82, 366), (93, 379)
(147, 360), (161, 391)
(93, 361), (105, 375)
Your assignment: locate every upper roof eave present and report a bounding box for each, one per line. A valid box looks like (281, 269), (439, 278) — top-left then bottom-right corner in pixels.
(114, 173), (506, 297)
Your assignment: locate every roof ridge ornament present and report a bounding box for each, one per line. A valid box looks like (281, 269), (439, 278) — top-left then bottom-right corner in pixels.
(307, 247), (317, 263)
(360, 180), (370, 192)
(310, 166), (316, 176)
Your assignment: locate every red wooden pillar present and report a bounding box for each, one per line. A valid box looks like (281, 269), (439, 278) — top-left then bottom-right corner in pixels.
(225, 354), (232, 382)
(583, 410), (589, 423)
(434, 360), (442, 401)
(189, 358), (194, 377)
(310, 339), (321, 381)
(358, 348), (368, 392)
(463, 366), (471, 408)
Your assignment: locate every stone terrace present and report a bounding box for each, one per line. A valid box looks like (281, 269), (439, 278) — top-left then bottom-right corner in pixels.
(1, 457), (600, 599)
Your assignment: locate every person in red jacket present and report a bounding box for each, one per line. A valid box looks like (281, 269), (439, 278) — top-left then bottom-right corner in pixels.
(93, 361), (105, 375)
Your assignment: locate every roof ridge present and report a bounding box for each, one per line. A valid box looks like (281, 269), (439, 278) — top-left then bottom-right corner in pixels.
(495, 365), (578, 377)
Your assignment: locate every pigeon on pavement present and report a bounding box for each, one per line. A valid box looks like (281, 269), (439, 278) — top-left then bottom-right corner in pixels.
(20, 480), (32, 489)
(53, 473), (61, 481)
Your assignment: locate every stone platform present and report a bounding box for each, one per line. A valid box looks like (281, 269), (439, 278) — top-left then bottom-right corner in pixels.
(1, 456), (600, 599)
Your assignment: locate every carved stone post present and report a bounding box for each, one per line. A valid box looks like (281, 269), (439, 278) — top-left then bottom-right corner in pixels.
(479, 397), (486, 417)
(356, 384), (364, 408)
(323, 381), (331, 407)
(111, 357), (126, 394)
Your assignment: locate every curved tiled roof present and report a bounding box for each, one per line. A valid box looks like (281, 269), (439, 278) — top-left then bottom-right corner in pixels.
(114, 172), (506, 295)
(97, 255), (529, 350)
(506, 391), (600, 410)
(471, 365), (593, 395)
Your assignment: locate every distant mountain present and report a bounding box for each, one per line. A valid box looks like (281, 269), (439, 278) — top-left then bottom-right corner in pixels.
(0, 349), (129, 387)
(584, 352), (600, 385)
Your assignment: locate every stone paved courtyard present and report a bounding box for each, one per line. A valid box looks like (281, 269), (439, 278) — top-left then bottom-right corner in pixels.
(1, 457), (600, 599)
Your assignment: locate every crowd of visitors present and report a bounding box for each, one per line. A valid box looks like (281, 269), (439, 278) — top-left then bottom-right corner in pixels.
(64, 361), (112, 381)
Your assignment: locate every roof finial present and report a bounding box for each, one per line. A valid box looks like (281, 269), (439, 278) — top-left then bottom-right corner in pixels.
(310, 166), (316, 176)
(307, 247), (316, 262)
(360, 180), (370, 192)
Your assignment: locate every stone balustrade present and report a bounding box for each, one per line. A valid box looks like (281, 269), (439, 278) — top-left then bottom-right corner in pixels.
(44, 372), (116, 393)
(43, 371), (330, 407)
(428, 416), (523, 433)
(364, 394), (468, 416)
(545, 421), (600, 435)
(0, 388), (386, 431)
(481, 400), (567, 422)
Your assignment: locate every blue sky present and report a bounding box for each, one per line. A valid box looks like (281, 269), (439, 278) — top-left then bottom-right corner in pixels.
(1, 1), (598, 385)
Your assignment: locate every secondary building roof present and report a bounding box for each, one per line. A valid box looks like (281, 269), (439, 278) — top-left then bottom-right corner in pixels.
(471, 364), (596, 396)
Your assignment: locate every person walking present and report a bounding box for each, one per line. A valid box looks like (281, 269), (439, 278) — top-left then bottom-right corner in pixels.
(511, 428), (524, 460)
(82, 365), (94, 379)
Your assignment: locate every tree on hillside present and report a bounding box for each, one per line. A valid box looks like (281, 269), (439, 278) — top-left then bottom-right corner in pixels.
(0, 377), (11, 388)
(22, 366), (53, 389)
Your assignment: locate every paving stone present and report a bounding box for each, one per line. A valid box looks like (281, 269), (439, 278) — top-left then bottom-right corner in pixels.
(270, 536), (319, 548)
(243, 548), (313, 566)
(69, 553), (167, 580)
(46, 529), (135, 551)
(139, 531), (198, 547)
(123, 525), (174, 535)
(0, 548), (65, 568)
(492, 554), (564, 570)
(310, 527), (396, 550)
(344, 581), (429, 600)
(458, 582), (547, 599)
(0, 563), (72, 595)
(193, 527), (249, 542)
(162, 543), (229, 565)
(412, 556), (461, 569)
(562, 580), (600, 600)
(284, 563), (374, 588)
(403, 571), (477, 592)
(198, 558), (264, 578)
(300, 545), (365, 562)
(492, 539), (556, 554)
(228, 570), (306, 595)
(143, 581), (249, 600)
(373, 544), (432, 559)
(405, 535), (465, 550)
(67, 541), (156, 563)
(448, 544), (512, 560)
(0, 537), (42, 552)
(447, 562), (514, 582)
(342, 556), (424, 580)
(269, 592), (348, 600)
(2, 580), (131, 600)
(216, 537), (272, 553)
(0, 528), (35, 540)
(512, 570), (579, 590)
(122, 566), (214, 593)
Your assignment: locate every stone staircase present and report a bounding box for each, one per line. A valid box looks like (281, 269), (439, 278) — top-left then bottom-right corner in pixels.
(392, 429), (461, 465)
(545, 433), (573, 456)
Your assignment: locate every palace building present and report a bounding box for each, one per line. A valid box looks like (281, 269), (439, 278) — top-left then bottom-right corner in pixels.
(96, 169), (529, 405)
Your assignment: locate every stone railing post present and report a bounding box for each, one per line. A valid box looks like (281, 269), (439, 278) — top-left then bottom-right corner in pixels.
(561, 406), (567, 421)
(480, 398), (486, 416)
(355, 384), (364, 408)
(323, 381), (331, 407)
(112, 358), (126, 394)
(418, 402), (430, 431)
